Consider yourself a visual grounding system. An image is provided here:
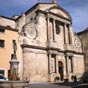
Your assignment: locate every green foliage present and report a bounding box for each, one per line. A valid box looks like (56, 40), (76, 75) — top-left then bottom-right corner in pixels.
(71, 75), (77, 82)
(54, 76), (60, 81)
(71, 75), (75, 80)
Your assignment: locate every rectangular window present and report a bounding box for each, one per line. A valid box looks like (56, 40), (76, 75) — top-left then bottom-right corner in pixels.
(0, 70), (5, 75)
(0, 28), (5, 33)
(0, 40), (5, 47)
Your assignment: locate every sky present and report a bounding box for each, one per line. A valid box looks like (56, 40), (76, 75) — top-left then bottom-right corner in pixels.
(0, 0), (88, 32)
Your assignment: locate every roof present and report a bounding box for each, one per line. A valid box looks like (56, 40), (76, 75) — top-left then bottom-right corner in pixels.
(0, 16), (14, 21)
(16, 3), (72, 21)
(77, 27), (88, 35)
(0, 25), (18, 32)
(0, 2), (72, 23)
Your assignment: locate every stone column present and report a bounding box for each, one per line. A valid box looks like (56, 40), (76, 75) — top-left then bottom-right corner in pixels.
(63, 24), (66, 44)
(69, 24), (73, 44)
(56, 55), (59, 74)
(65, 55), (69, 81)
(71, 57), (74, 73)
(46, 16), (49, 45)
(72, 57), (74, 73)
(53, 19), (56, 41)
(47, 17), (53, 43)
(47, 54), (51, 82)
(55, 56), (57, 74)
(48, 54), (51, 74)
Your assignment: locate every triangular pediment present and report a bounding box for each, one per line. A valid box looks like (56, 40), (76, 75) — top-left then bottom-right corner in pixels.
(24, 3), (71, 20)
(48, 6), (71, 19)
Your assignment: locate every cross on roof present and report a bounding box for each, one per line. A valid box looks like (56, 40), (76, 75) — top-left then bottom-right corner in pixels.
(37, 0), (57, 4)
(52, 0), (57, 3)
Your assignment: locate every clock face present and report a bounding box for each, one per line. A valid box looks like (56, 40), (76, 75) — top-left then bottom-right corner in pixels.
(25, 27), (37, 39)
(74, 39), (81, 48)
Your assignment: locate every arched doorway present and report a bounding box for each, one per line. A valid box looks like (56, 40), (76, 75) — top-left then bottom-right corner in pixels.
(58, 61), (64, 80)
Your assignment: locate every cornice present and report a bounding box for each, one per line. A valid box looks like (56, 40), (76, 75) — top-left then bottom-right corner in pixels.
(0, 25), (18, 32)
(21, 44), (84, 55)
(77, 28), (88, 35)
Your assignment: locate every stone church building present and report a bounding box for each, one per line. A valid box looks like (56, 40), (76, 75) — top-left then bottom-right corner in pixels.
(0, 1), (84, 82)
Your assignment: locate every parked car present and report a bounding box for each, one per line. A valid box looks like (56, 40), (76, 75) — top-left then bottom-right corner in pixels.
(82, 71), (88, 82)
(0, 74), (8, 80)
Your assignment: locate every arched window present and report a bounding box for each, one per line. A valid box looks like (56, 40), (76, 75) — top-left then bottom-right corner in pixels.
(0, 40), (5, 47)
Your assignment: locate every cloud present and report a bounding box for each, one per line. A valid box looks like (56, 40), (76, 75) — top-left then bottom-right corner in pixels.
(0, 0), (88, 32)
(0, 0), (37, 6)
(59, 0), (88, 32)
(59, 0), (88, 8)
(71, 8), (88, 32)
(0, 0), (38, 17)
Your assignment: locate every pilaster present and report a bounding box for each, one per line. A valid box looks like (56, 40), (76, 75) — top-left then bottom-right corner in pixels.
(63, 24), (66, 44)
(53, 19), (56, 41)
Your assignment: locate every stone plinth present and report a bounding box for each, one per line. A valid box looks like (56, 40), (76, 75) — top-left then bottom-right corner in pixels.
(0, 80), (29, 88)
(9, 54), (19, 80)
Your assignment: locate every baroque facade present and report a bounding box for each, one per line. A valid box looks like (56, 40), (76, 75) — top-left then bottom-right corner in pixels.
(0, 1), (84, 82)
(78, 28), (88, 71)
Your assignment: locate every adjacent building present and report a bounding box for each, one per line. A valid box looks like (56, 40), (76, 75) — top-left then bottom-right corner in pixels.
(78, 28), (88, 71)
(0, 1), (85, 82)
(0, 16), (19, 78)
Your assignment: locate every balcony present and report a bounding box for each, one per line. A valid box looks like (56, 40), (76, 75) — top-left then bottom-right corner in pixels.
(64, 44), (74, 51)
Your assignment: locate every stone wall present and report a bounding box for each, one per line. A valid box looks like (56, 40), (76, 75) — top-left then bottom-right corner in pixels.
(73, 54), (84, 77)
(78, 31), (88, 71)
(0, 16), (15, 28)
(22, 48), (48, 82)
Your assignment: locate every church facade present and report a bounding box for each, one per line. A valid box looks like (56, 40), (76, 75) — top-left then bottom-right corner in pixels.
(0, 1), (84, 82)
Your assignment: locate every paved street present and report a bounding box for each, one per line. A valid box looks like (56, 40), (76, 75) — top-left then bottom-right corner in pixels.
(72, 83), (88, 88)
(55, 82), (88, 88)
(24, 81), (88, 88)
(27, 83), (71, 88)
(0, 81), (88, 88)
